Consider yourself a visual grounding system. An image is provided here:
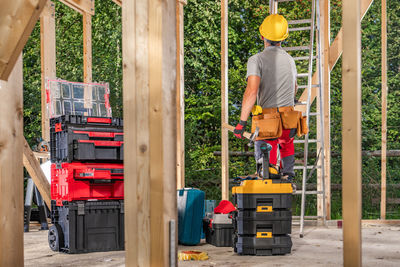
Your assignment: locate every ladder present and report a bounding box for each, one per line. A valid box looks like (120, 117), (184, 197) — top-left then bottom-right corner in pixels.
(269, 0), (326, 237)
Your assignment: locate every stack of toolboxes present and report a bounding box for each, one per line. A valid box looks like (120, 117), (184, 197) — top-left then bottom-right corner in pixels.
(232, 179), (293, 256)
(48, 115), (124, 253)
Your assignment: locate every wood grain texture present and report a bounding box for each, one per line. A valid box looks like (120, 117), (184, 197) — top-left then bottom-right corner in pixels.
(111, 0), (122, 7)
(0, 55), (24, 267)
(0, 0), (47, 80)
(83, 12), (92, 83)
(40, 1), (56, 141)
(342, 0), (362, 265)
(221, 0), (229, 201)
(23, 138), (51, 208)
(59, 0), (95, 15)
(380, 0), (387, 220)
(123, 0), (177, 265)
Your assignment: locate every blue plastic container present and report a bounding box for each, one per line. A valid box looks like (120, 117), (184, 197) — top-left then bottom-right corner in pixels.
(177, 188), (205, 245)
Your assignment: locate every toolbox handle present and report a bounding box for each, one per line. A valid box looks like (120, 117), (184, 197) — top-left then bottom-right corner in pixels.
(73, 130), (123, 138)
(74, 168), (124, 180)
(87, 117), (112, 124)
(78, 140), (123, 147)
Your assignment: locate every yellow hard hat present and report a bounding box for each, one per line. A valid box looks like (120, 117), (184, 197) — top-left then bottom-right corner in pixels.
(259, 14), (289, 41)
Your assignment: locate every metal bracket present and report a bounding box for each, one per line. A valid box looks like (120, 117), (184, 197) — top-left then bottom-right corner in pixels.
(77, 202), (85, 215)
(169, 220), (176, 267)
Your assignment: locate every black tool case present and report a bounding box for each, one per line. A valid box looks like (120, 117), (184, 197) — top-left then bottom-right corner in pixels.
(203, 218), (234, 247)
(234, 234), (292, 256)
(235, 210), (292, 235)
(50, 115), (123, 163)
(49, 200), (125, 254)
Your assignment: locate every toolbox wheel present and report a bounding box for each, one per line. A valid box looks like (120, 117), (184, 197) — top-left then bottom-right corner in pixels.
(48, 224), (63, 251)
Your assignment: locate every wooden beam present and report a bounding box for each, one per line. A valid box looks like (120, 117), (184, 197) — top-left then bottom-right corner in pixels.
(23, 138), (51, 208)
(221, 0), (229, 201)
(123, 0), (177, 265)
(380, 0), (387, 220)
(40, 1), (56, 142)
(0, 55), (23, 267)
(0, 0), (47, 80)
(295, 0), (374, 114)
(342, 0), (362, 265)
(176, 0), (186, 189)
(111, 0), (122, 7)
(83, 12), (92, 83)
(59, 0), (95, 15)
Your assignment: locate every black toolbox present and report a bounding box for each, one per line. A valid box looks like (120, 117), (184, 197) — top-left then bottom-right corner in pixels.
(234, 235), (292, 256)
(49, 200), (124, 254)
(50, 115), (123, 163)
(203, 214), (234, 247)
(234, 210), (292, 235)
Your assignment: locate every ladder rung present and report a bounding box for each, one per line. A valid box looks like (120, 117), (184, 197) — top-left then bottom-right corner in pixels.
(297, 73), (309, 78)
(298, 84), (319, 89)
(293, 191), (323, 195)
(309, 112), (320, 116)
(289, 26), (311, 32)
(292, 215), (325, 219)
(294, 165), (321, 170)
(293, 56), (316, 61)
(288, 19), (312, 25)
(295, 102), (307, 105)
(277, 0), (296, 2)
(283, 46), (310, 51)
(294, 139), (319, 143)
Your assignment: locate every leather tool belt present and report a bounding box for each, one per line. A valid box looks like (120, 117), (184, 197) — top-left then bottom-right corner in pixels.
(251, 106), (308, 140)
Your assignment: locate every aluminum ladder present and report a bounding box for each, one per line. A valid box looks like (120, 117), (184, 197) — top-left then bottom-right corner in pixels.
(269, 0), (326, 238)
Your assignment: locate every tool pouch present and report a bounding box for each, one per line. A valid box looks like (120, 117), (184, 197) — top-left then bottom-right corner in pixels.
(251, 112), (282, 140)
(280, 110), (301, 129)
(297, 116), (309, 137)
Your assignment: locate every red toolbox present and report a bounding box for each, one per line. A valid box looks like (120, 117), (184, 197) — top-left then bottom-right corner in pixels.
(50, 115), (123, 163)
(51, 162), (124, 206)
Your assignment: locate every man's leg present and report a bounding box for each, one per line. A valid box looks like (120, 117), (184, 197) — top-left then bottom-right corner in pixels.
(278, 129), (295, 178)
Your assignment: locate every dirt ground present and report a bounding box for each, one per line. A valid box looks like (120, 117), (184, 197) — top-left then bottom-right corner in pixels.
(24, 224), (400, 267)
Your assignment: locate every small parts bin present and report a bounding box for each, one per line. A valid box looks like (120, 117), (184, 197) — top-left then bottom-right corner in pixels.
(232, 179), (293, 256)
(49, 200), (124, 253)
(203, 214), (234, 247)
(51, 162), (124, 206)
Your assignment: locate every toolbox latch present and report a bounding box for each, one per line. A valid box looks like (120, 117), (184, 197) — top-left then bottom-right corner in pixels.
(77, 202), (85, 215)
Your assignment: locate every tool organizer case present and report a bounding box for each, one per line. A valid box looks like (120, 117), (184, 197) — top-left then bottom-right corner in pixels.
(49, 200), (124, 254)
(203, 218), (234, 247)
(51, 162), (124, 206)
(50, 115), (123, 163)
(234, 217), (291, 235)
(234, 234), (292, 256)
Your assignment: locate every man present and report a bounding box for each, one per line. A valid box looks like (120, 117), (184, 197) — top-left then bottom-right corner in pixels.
(233, 14), (298, 181)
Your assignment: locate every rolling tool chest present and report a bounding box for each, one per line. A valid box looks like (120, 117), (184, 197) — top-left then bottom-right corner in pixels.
(232, 179), (293, 256)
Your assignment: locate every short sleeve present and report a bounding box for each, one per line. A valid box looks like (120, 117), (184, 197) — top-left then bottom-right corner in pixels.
(246, 55), (261, 79)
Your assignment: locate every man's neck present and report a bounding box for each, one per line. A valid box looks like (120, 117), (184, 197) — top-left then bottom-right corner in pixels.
(264, 42), (281, 48)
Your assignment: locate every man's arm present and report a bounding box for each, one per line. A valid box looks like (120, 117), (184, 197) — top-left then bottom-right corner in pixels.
(240, 75), (261, 121)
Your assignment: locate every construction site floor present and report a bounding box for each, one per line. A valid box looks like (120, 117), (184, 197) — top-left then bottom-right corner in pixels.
(24, 224), (400, 266)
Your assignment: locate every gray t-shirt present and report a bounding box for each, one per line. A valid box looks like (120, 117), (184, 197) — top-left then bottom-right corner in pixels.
(246, 46), (297, 108)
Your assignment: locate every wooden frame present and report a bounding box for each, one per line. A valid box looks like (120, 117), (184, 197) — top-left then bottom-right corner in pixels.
(342, 0), (362, 265)
(59, 0), (95, 15)
(83, 12), (92, 83)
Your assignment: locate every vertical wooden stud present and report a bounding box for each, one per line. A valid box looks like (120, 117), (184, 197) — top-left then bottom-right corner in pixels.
(342, 0), (362, 265)
(83, 12), (92, 83)
(221, 0), (229, 201)
(0, 55), (24, 267)
(123, 0), (177, 266)
(380, 0), (387, 220)
(40, 1), (56, 142)
(176, 0), (186, 189)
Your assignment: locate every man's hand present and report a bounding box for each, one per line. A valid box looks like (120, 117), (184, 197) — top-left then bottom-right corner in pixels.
(234, 120), (247, 139)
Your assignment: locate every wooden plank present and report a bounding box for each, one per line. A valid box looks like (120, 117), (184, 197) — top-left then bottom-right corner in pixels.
(221, 0), (229, 201)
(123, 0), (177, 265)
(23, 138), (51, 208)
(59, 0), (95, 15)
(83, 12), (92, 83)
(0, 55), (23, 267)
(295, 0), (374, 114)
(112, 0), (122, 7)
(40, 1), (56, 142)
(342, 0), (362, 265)
(380, 0), (387, 220)
(0, 0), (47, 80)
(176, 0), (186, 189)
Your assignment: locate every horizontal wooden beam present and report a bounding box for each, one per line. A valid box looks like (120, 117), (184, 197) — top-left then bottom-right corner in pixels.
(0, 0), (47, 80)
(23, 138), (51, 208)
(295, 0), (374, 114)
(111, 0), (121, 7)
(59, 0), (95, 15)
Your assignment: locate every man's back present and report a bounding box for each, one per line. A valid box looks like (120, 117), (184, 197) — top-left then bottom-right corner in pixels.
(246, 46), (297, 109)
